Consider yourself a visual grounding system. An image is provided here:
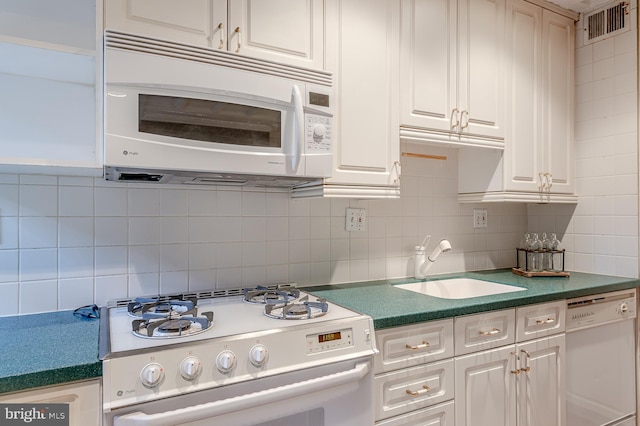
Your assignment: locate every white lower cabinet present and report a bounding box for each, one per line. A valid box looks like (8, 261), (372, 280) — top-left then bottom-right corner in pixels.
(374, 319), (455, 424)
(454, 302), (566, 426)
(375, 301), (566, 426)
(517, 335), (565, 426)
(0, 380), (102, 426)
(454, 345), (517, 426)
(454, 334), (565, 426)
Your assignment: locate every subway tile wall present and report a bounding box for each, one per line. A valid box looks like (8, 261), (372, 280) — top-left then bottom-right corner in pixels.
(527, 13), (638, 278)
(0, 145), (527, 315)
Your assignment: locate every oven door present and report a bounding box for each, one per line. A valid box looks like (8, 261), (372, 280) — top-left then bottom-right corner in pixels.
(106, 357), (373, 426)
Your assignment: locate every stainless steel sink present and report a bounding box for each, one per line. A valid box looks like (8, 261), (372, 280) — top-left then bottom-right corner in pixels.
(395, 278), (526, 299)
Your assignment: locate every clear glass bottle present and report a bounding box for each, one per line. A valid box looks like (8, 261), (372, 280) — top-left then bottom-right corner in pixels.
(550, 233), (561, 271)
(519, 233), (531, 269)
(528, 233), (542, 272)
(541, 232), (551, 271)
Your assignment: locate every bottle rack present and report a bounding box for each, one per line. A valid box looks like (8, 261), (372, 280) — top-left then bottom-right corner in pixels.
(513, 248), (570, 278)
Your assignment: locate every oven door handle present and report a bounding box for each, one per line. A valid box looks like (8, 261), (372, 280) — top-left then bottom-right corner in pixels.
(114, 361), (371, 426)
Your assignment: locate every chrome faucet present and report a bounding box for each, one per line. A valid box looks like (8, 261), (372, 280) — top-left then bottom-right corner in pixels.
(415, 235), (452, 279)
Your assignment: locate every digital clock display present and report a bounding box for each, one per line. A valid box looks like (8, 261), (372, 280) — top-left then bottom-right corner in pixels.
(318, 332), (341, 343)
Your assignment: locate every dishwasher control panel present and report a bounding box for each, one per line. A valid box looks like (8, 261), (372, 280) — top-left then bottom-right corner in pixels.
(566, 288), (636, 331)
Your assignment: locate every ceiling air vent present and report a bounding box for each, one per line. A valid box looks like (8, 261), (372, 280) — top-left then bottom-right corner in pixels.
(583, 1), (630, 45)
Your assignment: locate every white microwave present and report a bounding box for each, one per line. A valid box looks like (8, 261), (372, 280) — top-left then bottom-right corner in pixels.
(103, 32), (333, 187)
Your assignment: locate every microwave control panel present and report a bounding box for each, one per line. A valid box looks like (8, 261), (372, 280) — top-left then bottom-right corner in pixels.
(305, 114), (332, 153)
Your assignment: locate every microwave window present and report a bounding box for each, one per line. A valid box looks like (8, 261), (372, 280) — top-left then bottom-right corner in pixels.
(138, 94), (282, 148)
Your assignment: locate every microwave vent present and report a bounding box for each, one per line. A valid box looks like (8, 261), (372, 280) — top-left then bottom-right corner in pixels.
(583, 1), (630, 45)
(105, 30), (332, 87)
(104, 166), (317, 188)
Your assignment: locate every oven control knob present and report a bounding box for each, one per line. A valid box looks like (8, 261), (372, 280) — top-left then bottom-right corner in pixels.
(216, 350), (236, 373)
(180, 356), (202, 380)
(249, 344), (269, 367)
(140, 363), (164, 388)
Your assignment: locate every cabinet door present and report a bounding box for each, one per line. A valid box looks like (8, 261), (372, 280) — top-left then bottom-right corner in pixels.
(457, 0), (505, 139)
(105, 0), (226, 48)
(400, 0), (457, 133)
(542, 9), (574, 194)
(228, 0), (325, 69)
(324, 0), (400, 189)
(376, 401), (455, 426)
(0, 380), (101, 426)
(454, 345), (517, 426)
(517, 335), (566, 426)
(504, 0), (543, 192)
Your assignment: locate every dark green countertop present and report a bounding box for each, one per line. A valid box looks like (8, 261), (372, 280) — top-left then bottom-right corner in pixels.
(0, 310), (101, 395)
(306, 269), (640, 329)
(1, 269), (637, 394)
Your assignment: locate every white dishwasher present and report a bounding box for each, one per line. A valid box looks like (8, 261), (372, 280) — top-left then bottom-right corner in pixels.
(566, 289), (637, 426)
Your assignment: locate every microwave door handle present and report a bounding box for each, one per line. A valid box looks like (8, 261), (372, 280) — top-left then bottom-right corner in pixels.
(291, 84), (304, 173)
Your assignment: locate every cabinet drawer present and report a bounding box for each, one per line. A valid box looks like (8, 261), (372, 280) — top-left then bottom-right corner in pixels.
(374, 359), (454, 421)
(374, 319), (454, 374)
(454, 309), (515, 356)
(516, 300), (565, 342)
(376, 400), (454, 425)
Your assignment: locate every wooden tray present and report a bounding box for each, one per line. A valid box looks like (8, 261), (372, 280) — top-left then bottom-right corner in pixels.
(512, 268), (570, 278)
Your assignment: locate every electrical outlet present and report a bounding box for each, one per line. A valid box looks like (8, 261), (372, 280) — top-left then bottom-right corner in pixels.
(473, 209), (488, 228)
(345, 208), (366, 231)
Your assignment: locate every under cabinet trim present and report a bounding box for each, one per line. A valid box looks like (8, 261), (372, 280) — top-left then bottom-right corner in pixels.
(400, 127), (505, 150)
(458, 191), (578, 204)
(291, 183), (400, 199)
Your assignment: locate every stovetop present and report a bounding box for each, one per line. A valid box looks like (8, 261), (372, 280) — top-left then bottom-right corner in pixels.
(104, 287), (363, 355)
(100, 286), (377, 410)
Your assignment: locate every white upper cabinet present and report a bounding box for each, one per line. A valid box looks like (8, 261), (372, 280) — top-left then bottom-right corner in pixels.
(458, 0), (577, 203)
(541, 9), (575, 195)
(400, 0), (505, 149)
(292, 0), (401, 199)
(0, 0), (101, 174)
(105, 0), (325, 70)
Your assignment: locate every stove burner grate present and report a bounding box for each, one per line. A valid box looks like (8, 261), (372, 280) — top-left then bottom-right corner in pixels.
(132, 309), (214, 339)
(264, 295), (328, 320)
(127, 295), (198, 319)
(243, 285), (300, 304)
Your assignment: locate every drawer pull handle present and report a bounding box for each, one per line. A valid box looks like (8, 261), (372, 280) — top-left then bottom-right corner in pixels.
(406, 385), (431, 396)
(479, 328), (500, 336)
(535, 318), (555, 325)
(405, 341), (430, 350)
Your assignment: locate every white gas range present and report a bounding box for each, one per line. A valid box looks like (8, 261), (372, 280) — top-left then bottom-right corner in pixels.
(100, 285), (377, 426)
